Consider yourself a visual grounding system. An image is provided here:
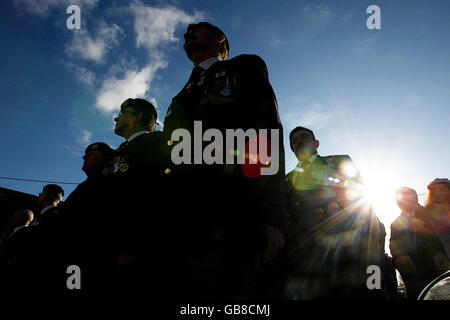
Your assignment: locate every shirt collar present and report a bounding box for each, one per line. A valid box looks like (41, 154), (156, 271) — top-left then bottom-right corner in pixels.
(41, 205), (56, 215)
(12, 225), (26, 234)
(297, 154), (318, 168)
(198, 57), (219, 71)
(128, 130), (149, 142)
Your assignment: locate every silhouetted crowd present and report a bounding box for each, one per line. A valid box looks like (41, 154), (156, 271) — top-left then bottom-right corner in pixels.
(0, 22), (448, 300)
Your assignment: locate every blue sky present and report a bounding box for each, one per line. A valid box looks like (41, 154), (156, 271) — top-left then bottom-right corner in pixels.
(1, 0), (449, 245)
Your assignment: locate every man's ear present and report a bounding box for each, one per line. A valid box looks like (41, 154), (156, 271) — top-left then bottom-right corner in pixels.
(217, 34), (225, 44)
(315, 140), (320, 149)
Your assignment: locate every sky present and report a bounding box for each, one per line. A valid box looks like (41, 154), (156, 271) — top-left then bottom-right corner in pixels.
(1, 0), (449, 253)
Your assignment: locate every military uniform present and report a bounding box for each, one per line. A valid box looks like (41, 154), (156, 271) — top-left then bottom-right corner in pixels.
(106, 130), (165, 296)
(283, 154), (386, 299)
(161, 54), (286, 299)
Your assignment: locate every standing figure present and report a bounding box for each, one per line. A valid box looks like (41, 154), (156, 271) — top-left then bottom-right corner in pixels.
(283, 126), (385, 299)
(161, 22), (286, 299)
(390, 187), (447, 300)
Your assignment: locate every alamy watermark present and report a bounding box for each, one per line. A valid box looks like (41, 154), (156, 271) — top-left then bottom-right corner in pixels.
(366, 5), (381, 30)
(66, 264), (81, 290)
(66, 5), (81, 30)
(366, 265), (381, 290)
(170, 121), (280, 176)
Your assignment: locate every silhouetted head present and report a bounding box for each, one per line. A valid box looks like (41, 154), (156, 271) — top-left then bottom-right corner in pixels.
(38, 184), (64, 209)
(184, 22), (229, 65)
(12, 209), (34, 228)
(426, 178), (450, 208)
(82, 142), (115, 176)
(395, 187), (419, 213)
(289, 126), (319, 159)
(114, 98), (158, 139)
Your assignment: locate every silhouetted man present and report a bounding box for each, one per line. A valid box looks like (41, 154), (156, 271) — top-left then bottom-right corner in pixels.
(62, 142), (117, 297)
(0, 209), (34, 296)
(111, 98), (164, 296)
(33, 184), (64, 225)
(390, 187), (447, 300)
(18, 184), (65, 296)
(161, 22), (286, 299)
(283, 126), (385, 299)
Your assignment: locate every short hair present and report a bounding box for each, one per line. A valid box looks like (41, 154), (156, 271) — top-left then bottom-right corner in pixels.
(395, 187), (418, 207)
(84, 142), (115, 158)
(42, 184), (64, 203)
(427, 178), (450, 190)
(425, 178), (450, 208)
(13, 209), (34, 226)
(121, 98), (158, 130)
(289, 126), (316, 152)
(187, 22), (229, 60)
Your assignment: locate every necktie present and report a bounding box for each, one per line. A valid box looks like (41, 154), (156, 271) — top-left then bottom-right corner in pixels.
(187, 66), (204, 85)
(117, 141), (128, 152)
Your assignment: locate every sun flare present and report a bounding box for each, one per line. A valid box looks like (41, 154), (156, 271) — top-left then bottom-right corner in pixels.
(360, 165), (404, 227)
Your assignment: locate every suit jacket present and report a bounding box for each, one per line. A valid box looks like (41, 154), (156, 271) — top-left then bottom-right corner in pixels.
(160, 54), (286, 298)
(284, 154), (386, 298)
(390, 206), (447, 279)
(285, 155), (361, 230)
(60, 175), (118, 297)
(162, 54), (286, 233)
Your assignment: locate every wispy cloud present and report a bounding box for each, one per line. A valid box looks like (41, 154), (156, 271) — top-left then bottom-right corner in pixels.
(14, 0), (204, 123)
(130, 3), (204, 53)
(78, 129), (92, 145)
(94, 2), (203, 114)
(64, 62), (95, 86)
(66, 23), (123, 63)
(95, 61), (167, 113)
(14, 0), (99, 17)
(282, 103), (336, 131)
(302, 4), (335, 27)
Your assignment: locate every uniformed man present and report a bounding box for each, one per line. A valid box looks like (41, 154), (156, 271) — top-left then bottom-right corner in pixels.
(283, 126), (386, 299)
(161, 22), (287, 299)
(61, 142), (117, 297)
(111, 98), (164, 296)
(22, 184), (65, 296)
(113, 97), (161, 172)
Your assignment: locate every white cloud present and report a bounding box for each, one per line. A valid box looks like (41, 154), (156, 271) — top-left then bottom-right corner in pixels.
(302, 4), (335, 27)
(66, 23), (123, 63)
(65, 62), (95, 86)
(78, 129), (92, 144)
(14, 0), (99, 17)
(95, 3), (203, 114)
(95, 61), (167, 113)
(131, 2), (204, 52)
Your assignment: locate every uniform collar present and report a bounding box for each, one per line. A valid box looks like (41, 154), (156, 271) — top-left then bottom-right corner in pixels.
(128, 130), (149, 142)
(297, 154), (318, 169)
(198, 57), (219, 71)
(41, 205), (56, 215)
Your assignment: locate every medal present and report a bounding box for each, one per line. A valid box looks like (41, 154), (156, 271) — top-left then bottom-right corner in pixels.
(119, 163), (129, 172)
(219, 87), (231, 96)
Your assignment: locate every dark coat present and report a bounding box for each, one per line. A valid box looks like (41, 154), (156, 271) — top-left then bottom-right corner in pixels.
(60, 174), (118, 297)
(160, 54), (287, 299)
(283, 154), (386, 299)
(390, 206), (447, 300)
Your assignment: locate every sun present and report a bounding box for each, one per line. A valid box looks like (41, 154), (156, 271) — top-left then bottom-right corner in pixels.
(359, 164), (404, 228)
